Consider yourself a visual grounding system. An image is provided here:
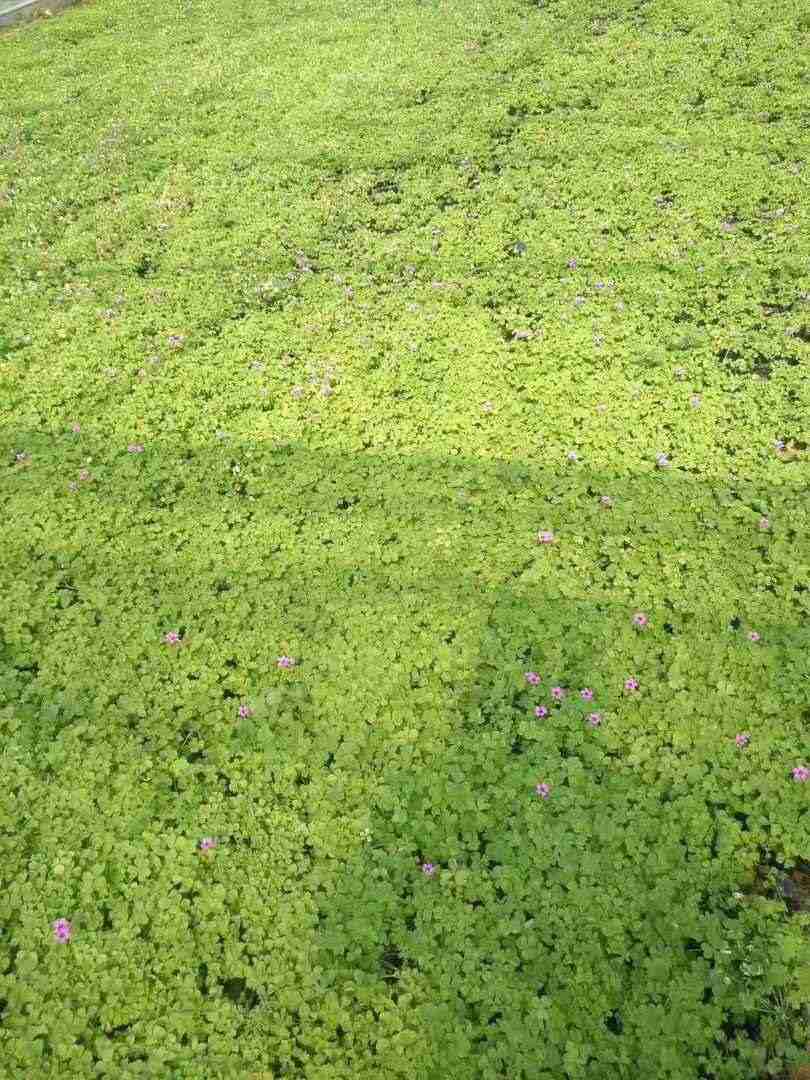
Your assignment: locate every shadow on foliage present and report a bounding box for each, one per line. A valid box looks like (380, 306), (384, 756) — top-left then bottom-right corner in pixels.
(1, 433), (808, 1078)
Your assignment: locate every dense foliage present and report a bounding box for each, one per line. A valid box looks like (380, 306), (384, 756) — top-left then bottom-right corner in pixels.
(1, 0), (809, 1075)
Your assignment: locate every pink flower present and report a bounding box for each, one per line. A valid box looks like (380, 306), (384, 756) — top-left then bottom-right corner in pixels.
(551, 686), (565, 700)
(199, 837), (218, 852)
(238, 704), (253, 718)
(537, 530), (555, 544)
(587, 712), (603, 727)
(127, 443), (144, 454)
(758, 517), (770, 531)
(525, 672), (541, 686)
(534, 705), (548, 719)
(79, 469), (90, 482)
(52, 918), (72, 943)
(163, 631), (181, 646)
(633, 612), (648, 629)
(421, 862), (436, 876)
(277, 655), (295, 669)
(747, 631), (760, 643)
(735, 733), (750, 748)
(70, 423), (81, 434)
(792, 766), (810, 783)
(580, 688), (594, 701)
(624, 677), (638, 692)
(535, 782), (551, 799)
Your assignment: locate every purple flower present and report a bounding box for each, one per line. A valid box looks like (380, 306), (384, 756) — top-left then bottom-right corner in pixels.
(747, 630), (761, 643)
(52, 918), (72, 944)
(277, 655), (295, 669)
(656, 453), (670, 469)
(566, 450), (579, 462)
(535, 782), (551, 799)
(587, 712), (603, 727)
(758, 516), (771, 531)
(199, 837), (218, 853)
(574, 296), (585, 307)
(735, 733), (751, 748)
(567, 258), (578, 269)
(537, 530), (555, 544)
(525, 672), (541, 686)
(633, 612), (648, 629)
(238, 704), (253, 718)
(163, 631), (181, 646)
(774, 440), (785, 451)
(127, 443), (144, 454)
(594, 281), (605, 290)
(534, 705), (549, 719)
(551, 686), (565, 701)
(599, 495), (614, 508)
(580, 688), (594, 701)
(792, 766), (809, 783)
(690, 394), (702, 408)
(421, 862), (436, 876)
(624, 677), (639, 692)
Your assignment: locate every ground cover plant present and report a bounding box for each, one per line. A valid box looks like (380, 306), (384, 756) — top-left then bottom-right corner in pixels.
(1, 0), (810, 1075)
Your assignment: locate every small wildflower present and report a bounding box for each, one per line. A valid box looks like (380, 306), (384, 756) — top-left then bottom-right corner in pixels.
(594, 281), (605, 290)
(525, 672), (541, 686)
(237, 704), (253, 719)
(68, 481), (78, 493)
(656, 453), (670, 469)
(596, 403), (608, 414)
(633, 612), (648, 629)
(127, 443), (144, 454)
(481, 400), (494, 414)
(758, 516), (770, 531)
(690, 394), (702, 408)
(250, 360), (265, 372)
(15, 451), (30, 463)
(566, 450), (578, 462)
(168, 334), (186, 349)
(673, 367), (686, 379)
(600, 495), (614, 508)
(792, 766), (810, 783)
(291, 385), (304, 399)
(421, 862), (436, 876)
(199, 837), (218, 853)
(70, 423), (81, 434)
(574, 296), (585, 307)
(567, 258), (578, 269)
(735, 733), (751, 748)
(534, 705), (549, 719)
(580, 688), (594, 701)
(551, 686), (565, 701)
(277, 655), (295, 669)
(535, 782), (551, 799)
(774, 439), (785, 451)
(52, 918), (72, 944)
(537, 530), (555, 544)
(163, 631), (181, 646)
(587, 712), (603, 727)
(624, 677), (639, 692)
(321, 382), (333, 398)
(747, 630), (761, 643)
